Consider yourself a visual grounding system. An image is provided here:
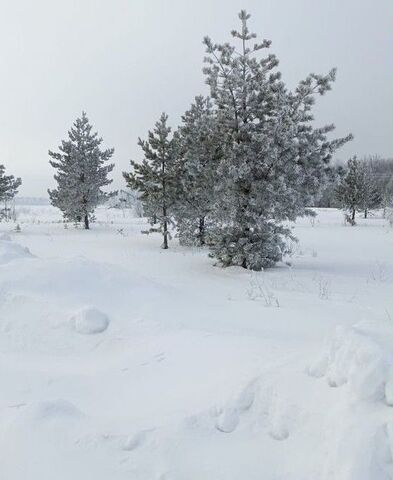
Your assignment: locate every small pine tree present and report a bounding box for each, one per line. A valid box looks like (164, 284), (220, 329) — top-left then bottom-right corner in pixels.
(0, 165), (22, 221)
(360, 163), (382, 218)
(123, 113), (175, 249)
(381, 177), (393, 219)
(48, 112), (114, 229)
(172, 96), (221, 246)
(335, 157), (364, 225)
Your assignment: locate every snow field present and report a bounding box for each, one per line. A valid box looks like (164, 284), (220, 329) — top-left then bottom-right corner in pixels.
(0, 206), (392, 479)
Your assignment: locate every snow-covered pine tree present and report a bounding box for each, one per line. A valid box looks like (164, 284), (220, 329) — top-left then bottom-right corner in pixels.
(48, 112), (114, 229)
(172, 96), (222, 246)
(313, 164), (346, 208)
(335, 157), (364, 225)
(0, 165), (22, 220)
(203, 10), (352, 269)
(0, 165), (22, 202)
(123, 113), (175, 249)
(382, 176), (393, 219)
(360, 162), (382, 218)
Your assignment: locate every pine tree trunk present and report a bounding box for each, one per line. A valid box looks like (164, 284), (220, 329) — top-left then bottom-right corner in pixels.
(84, 214), (89, 230)
(162, 221), (168, 249)
(162, 205), (168, 249)
(351, 208), (356, 225)
(161, 153), (168, 249)
(198, 216), (205, 246)
(364, 208), (368, 219)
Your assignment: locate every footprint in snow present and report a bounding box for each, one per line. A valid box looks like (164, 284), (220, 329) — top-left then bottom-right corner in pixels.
(215, 381), (256, 433)
(375, 423), (393, 475)
(269, 422), (289, 441)
(154, 352), (166, 363)
(122, 428), (155, 451)
(216, 408), (240, 433)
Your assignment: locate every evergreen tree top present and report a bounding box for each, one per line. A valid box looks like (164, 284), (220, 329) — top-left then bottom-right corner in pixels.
(49, 112), (114, 168)
(137, 112), (172, 165)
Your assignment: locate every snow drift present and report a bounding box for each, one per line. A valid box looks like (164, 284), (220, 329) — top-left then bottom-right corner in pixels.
(0, 237), (33, 265)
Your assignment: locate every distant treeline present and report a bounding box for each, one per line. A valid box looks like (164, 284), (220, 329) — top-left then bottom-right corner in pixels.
(314, 156), (393, 210)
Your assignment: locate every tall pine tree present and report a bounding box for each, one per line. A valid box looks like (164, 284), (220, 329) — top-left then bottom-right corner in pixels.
(48, 112), (114, 229)
(203, 10), (352, 269)
(172, 96), (222, 246)
(123, 113), (175, 249)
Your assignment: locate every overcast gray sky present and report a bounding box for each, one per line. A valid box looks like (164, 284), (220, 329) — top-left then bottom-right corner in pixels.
(0, 0), (392, 196)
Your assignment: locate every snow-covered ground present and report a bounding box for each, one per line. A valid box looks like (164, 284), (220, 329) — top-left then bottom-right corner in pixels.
(1, 206), (393, 480)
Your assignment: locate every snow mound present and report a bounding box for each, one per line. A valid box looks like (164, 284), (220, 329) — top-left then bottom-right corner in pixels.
(71, 306), (110, 334)
(0, 239), (33, 265)
(308, 325), (393, 402)
(0, 233), (11, 241)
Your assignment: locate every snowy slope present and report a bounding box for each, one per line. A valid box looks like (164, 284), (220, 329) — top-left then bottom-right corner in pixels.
(0, 207), (392, 479)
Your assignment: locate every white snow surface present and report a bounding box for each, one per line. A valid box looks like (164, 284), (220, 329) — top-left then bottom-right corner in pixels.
(0, 206), (393, 479)
(0, 237), (33, 264)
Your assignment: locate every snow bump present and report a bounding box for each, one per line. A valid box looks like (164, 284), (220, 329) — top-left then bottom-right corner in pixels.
(0, 239), (33, 265)
(308, 325), (393, 402)
(71, 306), (110, 335)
